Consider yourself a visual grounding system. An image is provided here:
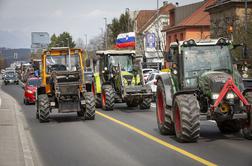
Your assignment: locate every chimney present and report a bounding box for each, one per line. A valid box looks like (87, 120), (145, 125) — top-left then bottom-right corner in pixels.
(163, 1), (168, 6)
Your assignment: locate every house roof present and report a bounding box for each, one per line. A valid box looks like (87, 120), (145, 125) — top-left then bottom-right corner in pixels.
(163, 0), (215, 32)
(206, 0), (252, 12)
(138, 3), (175, 33)
(135, 10), (156, 33)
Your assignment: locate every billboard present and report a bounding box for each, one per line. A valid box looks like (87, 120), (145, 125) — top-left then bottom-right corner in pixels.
(31, 32), (49, 48)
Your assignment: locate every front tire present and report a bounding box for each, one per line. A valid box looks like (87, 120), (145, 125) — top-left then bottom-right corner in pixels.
(156, 79), (174, 135)
(173, 94), (200, 142)
(217, 120), (241, 133)
(37, 94), (50, 123)
(85, 92), (96, 120)
(101, 85), (115, 111)
(140, 98), (151, 109)
(242, 91), (252, 139)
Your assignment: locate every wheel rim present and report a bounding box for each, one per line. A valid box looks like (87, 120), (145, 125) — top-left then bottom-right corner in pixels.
(102, 91), (106, 107)
(157, 89), (165, 124)
(175, 105), (181, 133)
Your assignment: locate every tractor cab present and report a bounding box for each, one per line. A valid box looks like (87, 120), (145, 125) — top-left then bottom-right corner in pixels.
(169, 38), (234, 90)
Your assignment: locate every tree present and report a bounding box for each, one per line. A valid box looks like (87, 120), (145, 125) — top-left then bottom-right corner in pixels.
(49, 32), (76, 48)
(75, 38), (85, 49)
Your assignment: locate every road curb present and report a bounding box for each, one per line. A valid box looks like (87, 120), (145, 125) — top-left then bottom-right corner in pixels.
(0, 85), (39, 166)
(14, 102), (35, 166)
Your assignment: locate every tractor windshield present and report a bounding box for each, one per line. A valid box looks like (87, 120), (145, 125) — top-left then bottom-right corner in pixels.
(183, 45), (232, 79)
(46, 54), (80, 73)
(108, 55), (133, 72)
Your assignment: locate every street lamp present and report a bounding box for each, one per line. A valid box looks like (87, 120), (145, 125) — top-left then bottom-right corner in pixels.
(104, 17), (108, 49)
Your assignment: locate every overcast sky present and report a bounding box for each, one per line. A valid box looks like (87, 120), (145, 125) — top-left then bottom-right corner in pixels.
(0, 0), (201, 48)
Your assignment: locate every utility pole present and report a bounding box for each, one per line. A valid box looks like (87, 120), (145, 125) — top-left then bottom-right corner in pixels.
(244, 0), (248, 57)
(104, 17), (108, 50)
(67, 38), (71, 70)
(84, 34), (88, 49)
(126, 8), (130, 32)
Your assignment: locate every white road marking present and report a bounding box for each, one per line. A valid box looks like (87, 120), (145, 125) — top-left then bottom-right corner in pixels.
(0, 97), (2, 107)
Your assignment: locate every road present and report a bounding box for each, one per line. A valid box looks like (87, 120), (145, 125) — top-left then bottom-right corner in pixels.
(1, 81), (252, 166)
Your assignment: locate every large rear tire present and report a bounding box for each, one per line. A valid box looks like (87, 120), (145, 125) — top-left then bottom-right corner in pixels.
(37, 94), (50, 123)
(101, 85), (115, 111)
(173, 94), (200, 142)
(217, 120), (241, 133)
(85, 92), (96, 120)
(156, 79), (174, 135)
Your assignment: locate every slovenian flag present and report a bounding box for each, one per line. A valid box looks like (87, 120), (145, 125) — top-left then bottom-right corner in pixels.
(116, 32), (135, 48)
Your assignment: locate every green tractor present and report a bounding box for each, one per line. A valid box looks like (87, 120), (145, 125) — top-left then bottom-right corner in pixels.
(156, 38), (252, 142)
(93, 50), (153, 110)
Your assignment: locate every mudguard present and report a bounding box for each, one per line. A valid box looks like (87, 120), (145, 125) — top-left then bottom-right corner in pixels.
(156, 73), (174, 107)
(94, 72), (102, 94)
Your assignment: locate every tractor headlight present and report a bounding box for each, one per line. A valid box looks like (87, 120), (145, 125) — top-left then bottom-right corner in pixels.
(27, 90), (33, 94)
(211, 93), (219, 100)
(226, 92), (235, 99)
(104, 67), (108, 71)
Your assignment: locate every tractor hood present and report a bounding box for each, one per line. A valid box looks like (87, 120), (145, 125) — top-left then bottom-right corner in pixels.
(199, 71), (231, 93)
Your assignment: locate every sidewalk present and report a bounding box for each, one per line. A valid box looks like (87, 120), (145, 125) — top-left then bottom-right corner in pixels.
(0, 86), (35, 166)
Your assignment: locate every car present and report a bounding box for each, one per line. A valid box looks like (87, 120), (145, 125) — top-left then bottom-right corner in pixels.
(146, 71), (165, 100)
(142, 68), (158, 83)
(23, 77), (41, 105)
(4, 71), (19, 85)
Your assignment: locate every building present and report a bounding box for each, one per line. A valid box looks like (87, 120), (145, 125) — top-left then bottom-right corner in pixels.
(162, 0), (215, 53)
(205, 0), (252, 40)
(135, 2), (175, 67)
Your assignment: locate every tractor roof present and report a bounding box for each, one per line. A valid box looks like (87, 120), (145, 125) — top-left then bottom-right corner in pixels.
(170, 38), (230, 47)
(43, 47), (83, 55)
(96, 50), (135, 56)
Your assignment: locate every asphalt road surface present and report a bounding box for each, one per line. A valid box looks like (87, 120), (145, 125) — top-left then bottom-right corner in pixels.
(1, 81), (252, 166)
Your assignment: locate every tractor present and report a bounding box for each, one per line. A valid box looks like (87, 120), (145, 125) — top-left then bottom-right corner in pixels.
(156, 38), (252, 142)
(93, 50), (152, 110)
(36, 47), (95, 122)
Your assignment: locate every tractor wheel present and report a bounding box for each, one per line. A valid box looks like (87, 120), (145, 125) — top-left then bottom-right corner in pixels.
(140, 98), (151, 109)
(173, 94), (200, 142)
(156, 79), (174, 135)
(126, 100), (139, 107)
(37, 94), (50, 123)
(85, 92), (96, 120)
(101, 85), (115, 111)
(242, 91), (252, 139)
(95, 94), (102, 108)
(217, 120), (241, 133)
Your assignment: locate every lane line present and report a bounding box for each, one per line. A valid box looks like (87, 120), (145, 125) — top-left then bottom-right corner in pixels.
(0, 97), (1, 107)
(97, 111), (217, 166)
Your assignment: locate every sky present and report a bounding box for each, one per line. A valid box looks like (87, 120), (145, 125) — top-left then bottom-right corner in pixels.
(0, 0), (201, 48)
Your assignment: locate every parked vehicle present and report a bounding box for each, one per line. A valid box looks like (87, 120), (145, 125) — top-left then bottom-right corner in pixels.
(146, 71), (165, 101)
(143, 68), (158, 83)
(156, 38), (252, 142)
(23, 77), (42, 105)
(4, 71), (19, 85)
